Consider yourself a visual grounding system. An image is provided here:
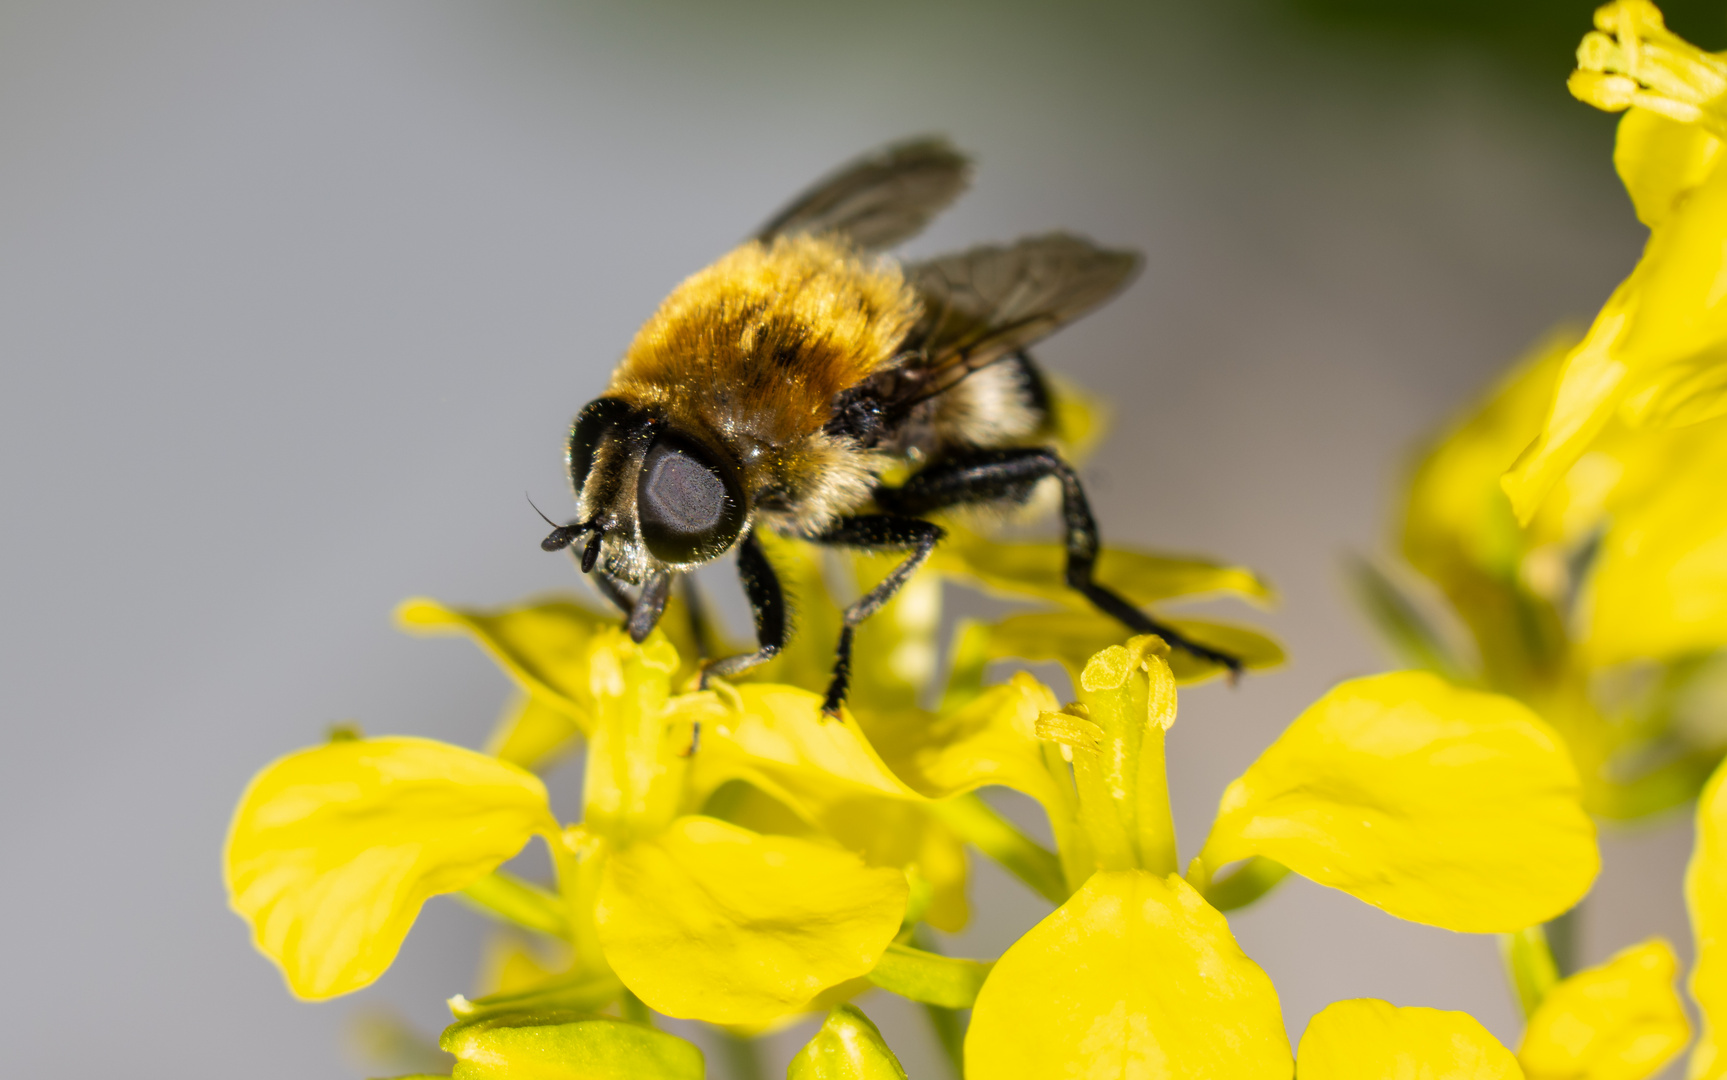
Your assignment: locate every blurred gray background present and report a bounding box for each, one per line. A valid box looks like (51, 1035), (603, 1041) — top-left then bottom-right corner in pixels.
(0, 0), (1710, 1076)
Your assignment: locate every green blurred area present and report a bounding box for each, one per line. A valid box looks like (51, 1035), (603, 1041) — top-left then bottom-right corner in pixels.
(1288, 0), (1727, 77)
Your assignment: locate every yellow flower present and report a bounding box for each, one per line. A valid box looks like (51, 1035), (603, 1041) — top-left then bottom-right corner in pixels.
(1297, 999), (1522, 1079)
(1383, 329), (1727, 820)
(225, 736), (559, 1000)
(225, 627), (911, 1029)
(1505, 2), (1727, 522)
(933, 639), (1598, 1077)
(966, 870), (1291, 1080)
(1198, 671), (1599, 933)
(227, 392), (1286, 1071)
(1519, 939), (1689, 1080)
(1690, 757), (1727, 1078)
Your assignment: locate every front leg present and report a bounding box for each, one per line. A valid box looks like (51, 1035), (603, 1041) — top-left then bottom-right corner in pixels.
(700, 530), (788, 684)
(807, 515), (945, 717)
(593, 568), (635, 615)
(625, 571), (672, 643)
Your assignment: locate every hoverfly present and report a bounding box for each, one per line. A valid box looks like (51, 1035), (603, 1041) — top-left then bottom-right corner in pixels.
(542, 137), (1240, 714)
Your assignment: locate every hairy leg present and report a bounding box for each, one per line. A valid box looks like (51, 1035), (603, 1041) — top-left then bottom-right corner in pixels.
(807, 514), (945, 716)
(877, 447), (1242, 675)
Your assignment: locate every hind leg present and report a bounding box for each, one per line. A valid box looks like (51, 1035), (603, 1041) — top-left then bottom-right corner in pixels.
(876, 447), (1242, 675)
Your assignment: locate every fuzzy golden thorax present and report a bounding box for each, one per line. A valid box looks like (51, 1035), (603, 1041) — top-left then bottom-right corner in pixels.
(606, 233), (918, 489)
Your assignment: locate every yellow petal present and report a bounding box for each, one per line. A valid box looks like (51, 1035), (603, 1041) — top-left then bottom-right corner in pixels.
(1519, 938), (1689, 1080)
(1044, 372), (1108, 463)
(1689, 759), (1727, 1079)
(952, 610), (1283, 691)
(1502, 286), (1635, 524)
(787, 1004), (909, 1080)
(688, 685), (969, 930)
(397, 597), (614, 730)
(1510, 9), (1727, 520)
(1199, 671), (1598, 932)
(1586, 417), (1727, 665)
(1613, 165), (1727, 381)
(224, 736), (556, 999)
(1620, 348), (1727, 428)
(965, 870), (1291, 1080)
(474, 932), (572, 997)
(1296, 999), (1521, 1079)
(1615, 106), (1727, 229)
(593, 816), (907, 1027)
(694, 683), (924, 808)
(813, 796), (971, 933)
(856, 671), (1067, 808)
(700, 777), (971, 933)
(485, 694), (584, 772)
(440, 1011), (703, 1080)
(929, 524), (1274, 607)
(1405, 330), (1574, 586)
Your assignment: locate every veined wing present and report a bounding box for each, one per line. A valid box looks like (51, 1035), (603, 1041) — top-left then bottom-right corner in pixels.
(899, 234), (1141, 405)
(753, 137), (971, 251)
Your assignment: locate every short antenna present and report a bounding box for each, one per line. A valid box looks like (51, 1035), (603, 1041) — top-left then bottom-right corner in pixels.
(529, 492), (589, 553)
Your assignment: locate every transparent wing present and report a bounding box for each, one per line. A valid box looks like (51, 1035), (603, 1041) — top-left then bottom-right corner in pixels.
(901, 234), (1142, 403)
(753, 137), (972, 251)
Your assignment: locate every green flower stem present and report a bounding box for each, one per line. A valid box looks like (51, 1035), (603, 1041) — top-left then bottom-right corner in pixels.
(926, 793), (1068, 905)
(458, 870), (569, 939)
(620, 988), (654, 1027)
(922, 1002), (966, 1079)
(449, 969), (623, 1021)
(1200, 857), (1291, 912)
(1345, 556), (1469, 682)
(866, 941), (993, 1008)
(909, 929), (967, 1079)
(721, 1031), (764, 1080)
(1501, 924), (1562, 1019)
(1545, 903), (1582, 979)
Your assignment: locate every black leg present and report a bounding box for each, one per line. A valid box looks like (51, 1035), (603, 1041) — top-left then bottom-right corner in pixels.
(807, 514), (945, 716)
(700, 531), (788, 684)
(626, 571), (672, 643)
(877, 447), (1243, 676)
(681, 575), (712, 661)
(594, 569), (635, 615)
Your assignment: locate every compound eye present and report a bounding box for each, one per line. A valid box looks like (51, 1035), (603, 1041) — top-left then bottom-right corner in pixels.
(637, 433), (745, 564)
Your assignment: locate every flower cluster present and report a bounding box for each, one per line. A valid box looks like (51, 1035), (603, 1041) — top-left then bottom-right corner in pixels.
(225, 4), (1727, 1077)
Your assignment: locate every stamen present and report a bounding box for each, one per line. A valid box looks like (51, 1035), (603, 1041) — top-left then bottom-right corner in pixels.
(1035, 706), (1102, 759)
(1571, 1), (1727, 138)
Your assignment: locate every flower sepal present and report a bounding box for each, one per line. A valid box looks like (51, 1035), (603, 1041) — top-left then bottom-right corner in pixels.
(438, 1009), (703, 1080)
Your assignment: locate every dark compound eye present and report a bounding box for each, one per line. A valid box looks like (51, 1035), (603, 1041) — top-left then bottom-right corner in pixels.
(637, 432), (745, 564)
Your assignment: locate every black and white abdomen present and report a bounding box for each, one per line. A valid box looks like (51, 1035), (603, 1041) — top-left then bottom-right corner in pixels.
(888, 351), (1053, 464)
